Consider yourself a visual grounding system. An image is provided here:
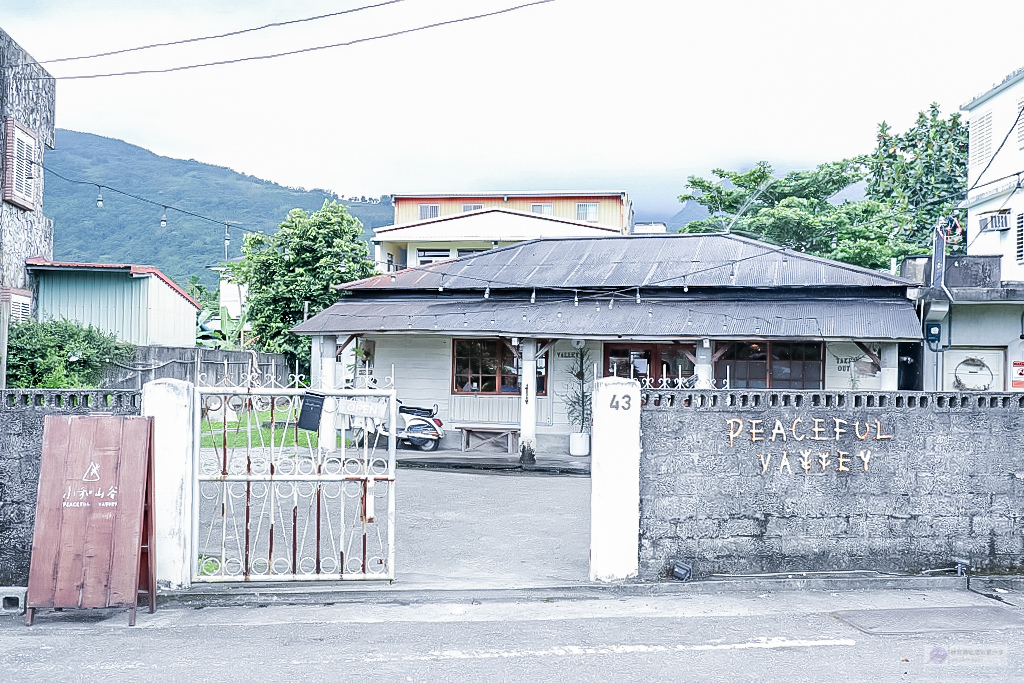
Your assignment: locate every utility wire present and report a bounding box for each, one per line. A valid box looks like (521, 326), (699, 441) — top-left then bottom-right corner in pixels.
(21, 0), (556, 81)
(30, 0), (411, 66)
(40, 163), (262, 234)
(966, 102), (1024, 195)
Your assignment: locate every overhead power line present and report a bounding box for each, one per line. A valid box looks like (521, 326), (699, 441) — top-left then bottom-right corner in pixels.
(40, 163), (262, 234)
(20, 0), (557, 81)
(25, 0), (412, 67)
(967, 103), (1024, 195)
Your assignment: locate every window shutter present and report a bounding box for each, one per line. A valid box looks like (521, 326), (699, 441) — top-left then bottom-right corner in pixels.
(1018, 98), (1024, 150)
(1017, 213), (1024, 263)
(3, 119), (37, 210)
(969, 111), (993, 169)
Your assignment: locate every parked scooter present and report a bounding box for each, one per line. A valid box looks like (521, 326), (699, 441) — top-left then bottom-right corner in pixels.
(353, 401), (444, 451)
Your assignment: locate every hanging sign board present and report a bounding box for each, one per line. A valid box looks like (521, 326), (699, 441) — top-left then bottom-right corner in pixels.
(25, 416), (156, 626)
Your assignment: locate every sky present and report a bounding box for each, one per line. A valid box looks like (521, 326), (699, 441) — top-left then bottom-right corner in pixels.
(4, 0), (1024, 221)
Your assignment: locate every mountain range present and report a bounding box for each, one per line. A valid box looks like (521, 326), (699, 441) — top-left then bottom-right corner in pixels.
(43, 130), (707, 289)
(44, 130), (394, 287)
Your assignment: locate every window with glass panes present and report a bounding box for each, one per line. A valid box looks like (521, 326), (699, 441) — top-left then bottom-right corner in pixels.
(452, 339), (547, 395)
(714, 341), (822, 389)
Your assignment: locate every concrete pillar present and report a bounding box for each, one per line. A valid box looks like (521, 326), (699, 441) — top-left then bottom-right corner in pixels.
(519, 338), (537, 464)
(319, 335), (338, 453)
(695, 339), (714, 388)
(880, 343), (899, 391)
(141, 378), (196, 591)
(589, 376), (641, 582)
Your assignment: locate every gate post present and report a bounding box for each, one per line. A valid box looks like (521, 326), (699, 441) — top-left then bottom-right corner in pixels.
(141, 378), (196, 590)
(589, 377), (641, 582)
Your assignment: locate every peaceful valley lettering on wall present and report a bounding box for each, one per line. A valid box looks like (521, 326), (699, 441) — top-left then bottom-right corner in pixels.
(725, 415), (894, 476)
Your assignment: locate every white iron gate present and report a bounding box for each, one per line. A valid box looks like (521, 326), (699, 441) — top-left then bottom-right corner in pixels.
(192, 386), (396, 582)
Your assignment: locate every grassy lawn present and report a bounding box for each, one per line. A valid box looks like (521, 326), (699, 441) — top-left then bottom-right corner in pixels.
(200, 410), (351, 449)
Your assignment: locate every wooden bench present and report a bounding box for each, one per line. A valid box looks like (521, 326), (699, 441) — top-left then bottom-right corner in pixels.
(451, 423), (520, 454)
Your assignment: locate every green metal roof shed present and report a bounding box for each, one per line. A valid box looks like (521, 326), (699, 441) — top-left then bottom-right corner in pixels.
(26, 259), (201, 347)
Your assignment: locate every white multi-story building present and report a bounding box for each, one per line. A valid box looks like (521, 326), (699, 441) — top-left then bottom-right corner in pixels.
(962, 66), (1024, 279)
(914, 66), (1024, 392)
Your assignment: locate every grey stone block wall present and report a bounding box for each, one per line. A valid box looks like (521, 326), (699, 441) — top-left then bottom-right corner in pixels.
(0, 389), (140, 585)
(640, 390), (1024, 578)
(1, 27), (55, 289)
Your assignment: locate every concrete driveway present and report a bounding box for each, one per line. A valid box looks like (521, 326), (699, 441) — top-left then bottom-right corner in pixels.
(394, 469), (591, 590)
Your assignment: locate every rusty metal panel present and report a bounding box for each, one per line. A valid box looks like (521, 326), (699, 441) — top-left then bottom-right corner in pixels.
(26, 416), (154, 622)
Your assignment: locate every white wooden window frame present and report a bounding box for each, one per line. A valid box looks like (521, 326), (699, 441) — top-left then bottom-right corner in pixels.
(531, 203), (553, 215)
(416, 248), (452, 264)
(576, 202), (599, 222)
(418, 204), (440, 220)
(462, 203), (484, 212)
(3, 118), (37, 211)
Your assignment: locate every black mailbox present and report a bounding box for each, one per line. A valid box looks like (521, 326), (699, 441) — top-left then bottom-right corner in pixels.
(297, 392), (325, 431)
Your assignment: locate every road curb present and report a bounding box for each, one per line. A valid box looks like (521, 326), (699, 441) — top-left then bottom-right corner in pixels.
(154, 574), (994, 609)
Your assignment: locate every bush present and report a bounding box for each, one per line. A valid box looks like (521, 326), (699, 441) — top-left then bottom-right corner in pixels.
(5, 319), (136, 388)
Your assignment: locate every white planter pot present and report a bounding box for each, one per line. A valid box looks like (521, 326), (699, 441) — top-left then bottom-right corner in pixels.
(569, 431), (590, 457)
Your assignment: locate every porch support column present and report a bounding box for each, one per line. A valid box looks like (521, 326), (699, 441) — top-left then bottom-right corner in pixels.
(319, 335), (337, 390)
(519, 338), (538, 465)
(319, 335), (338, 454)
(695, 339), (714, 388)
(880, 342), (899, 391)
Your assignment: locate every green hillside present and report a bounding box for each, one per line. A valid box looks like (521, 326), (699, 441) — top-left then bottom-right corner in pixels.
(44, 130), (393, 286)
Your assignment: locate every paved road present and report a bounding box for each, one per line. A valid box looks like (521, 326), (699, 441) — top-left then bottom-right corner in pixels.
(3, 588), (1022, 681)
(6, 470), (1023, 680)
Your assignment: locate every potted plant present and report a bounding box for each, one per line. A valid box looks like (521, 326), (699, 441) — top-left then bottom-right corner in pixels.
(562, 342), (593, 456)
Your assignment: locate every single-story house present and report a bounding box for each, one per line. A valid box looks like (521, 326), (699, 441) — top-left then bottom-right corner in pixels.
(293, 233), (922, 455)
(25, 258), (201, 347)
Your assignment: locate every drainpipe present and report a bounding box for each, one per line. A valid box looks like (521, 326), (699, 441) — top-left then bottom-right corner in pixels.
(519, 338), (537, 465)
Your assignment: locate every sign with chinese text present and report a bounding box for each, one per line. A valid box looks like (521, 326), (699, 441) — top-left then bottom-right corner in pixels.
(26, 416), (156, 626)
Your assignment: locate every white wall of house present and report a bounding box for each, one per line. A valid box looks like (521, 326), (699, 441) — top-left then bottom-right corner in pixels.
(352, 335), (601, 434)
(922, 303), (1024, 392)
(147, 275), (199, 347)
(823, 342), (899, 391)
(963, 70), (1024, 281)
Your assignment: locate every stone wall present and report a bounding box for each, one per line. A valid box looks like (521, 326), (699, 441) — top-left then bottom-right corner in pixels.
(640, 390), (1024, 578)
(0, 389), (140, 585)
(0, 27), (55, 290)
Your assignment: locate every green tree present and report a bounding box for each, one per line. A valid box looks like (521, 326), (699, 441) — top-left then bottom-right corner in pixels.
(864, 103), (967, 246)
(678, 161), (924, 267)
(6, 319), (136, 388)
(229, 200), (375, 372)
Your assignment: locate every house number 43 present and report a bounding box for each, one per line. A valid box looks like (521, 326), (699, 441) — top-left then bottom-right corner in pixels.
(609, 394), (632, 410)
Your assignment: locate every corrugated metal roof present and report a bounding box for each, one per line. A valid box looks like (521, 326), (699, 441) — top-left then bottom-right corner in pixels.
(25, 258), (202, 309)
(293, 295), (922, 341)
(343, 233), (913, 292)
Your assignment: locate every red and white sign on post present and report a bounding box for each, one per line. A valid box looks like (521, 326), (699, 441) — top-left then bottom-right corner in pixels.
(1013, 361), (1024, 389)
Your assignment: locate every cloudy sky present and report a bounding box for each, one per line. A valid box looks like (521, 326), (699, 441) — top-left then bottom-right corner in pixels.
(5, 0), (1024, 220)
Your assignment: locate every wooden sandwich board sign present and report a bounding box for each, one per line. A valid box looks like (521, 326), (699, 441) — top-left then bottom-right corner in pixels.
(25, 415), (157, 626)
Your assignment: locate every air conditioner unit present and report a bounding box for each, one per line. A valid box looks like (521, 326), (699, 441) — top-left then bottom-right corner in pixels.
(980, 212), (1011, 231)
